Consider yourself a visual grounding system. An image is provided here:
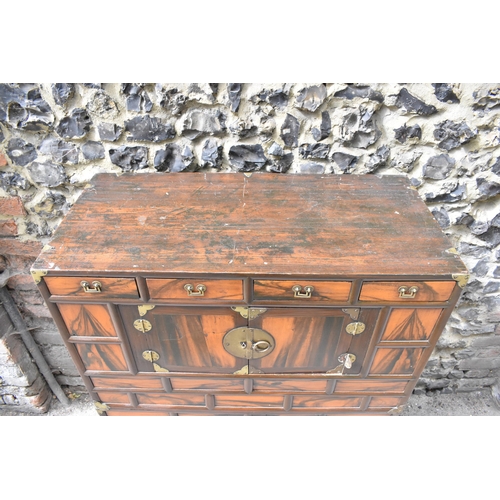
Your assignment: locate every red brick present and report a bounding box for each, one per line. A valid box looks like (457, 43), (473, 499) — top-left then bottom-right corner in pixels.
(6, 273), (38, 290)
(0, 239), (42, 257)
(0, 197), (26, 216)
(0, 153), (7, 167)
(0, 220), (18, 236)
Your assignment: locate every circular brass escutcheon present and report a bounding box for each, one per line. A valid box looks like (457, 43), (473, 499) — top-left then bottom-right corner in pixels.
(134, 319), (152, 333)
(346, 321), (366, 335)
(142, 350), (160, 362)
(223, 327), (275, 360)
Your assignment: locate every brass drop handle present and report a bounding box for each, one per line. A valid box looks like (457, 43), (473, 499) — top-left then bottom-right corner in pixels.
(184, 284), (207, 296)
(80, 280), (102, 293)
(338, 353), (356, 370)
(398, 286), (418, 299)
(252, 340), (271, 353)
(292, 285), (314, 298)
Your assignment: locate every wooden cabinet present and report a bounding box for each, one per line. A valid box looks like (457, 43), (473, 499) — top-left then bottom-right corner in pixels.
(31, 173), (468, 415)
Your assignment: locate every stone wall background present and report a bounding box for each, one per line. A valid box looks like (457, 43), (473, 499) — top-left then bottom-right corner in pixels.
(0, 83), (499, 396)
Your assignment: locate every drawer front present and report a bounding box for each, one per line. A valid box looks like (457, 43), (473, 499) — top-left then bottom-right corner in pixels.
(253, 280), (351, 302)
(359, 281), (455, 302)
(147, 278), (244, 301)
(45, 276), (139, 298)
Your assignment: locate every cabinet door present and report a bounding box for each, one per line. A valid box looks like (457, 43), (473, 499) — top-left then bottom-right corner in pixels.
(119, 305), (248, 374)
(248, 308), (381, 374)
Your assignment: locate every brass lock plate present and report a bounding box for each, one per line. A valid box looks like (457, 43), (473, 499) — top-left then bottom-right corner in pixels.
(223, 327), (275, 360)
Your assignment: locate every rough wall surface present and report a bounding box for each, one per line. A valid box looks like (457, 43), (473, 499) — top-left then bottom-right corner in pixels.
(0, 83), (499, 395)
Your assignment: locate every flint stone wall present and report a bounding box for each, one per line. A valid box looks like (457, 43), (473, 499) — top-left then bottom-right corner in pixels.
(0, 83), (499, 394)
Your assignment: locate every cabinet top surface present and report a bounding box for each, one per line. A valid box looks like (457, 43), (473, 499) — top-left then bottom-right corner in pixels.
(33, 173), (467, 277)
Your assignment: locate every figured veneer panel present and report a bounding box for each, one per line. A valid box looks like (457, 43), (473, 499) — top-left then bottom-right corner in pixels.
(91, 376), (163, 390)
(359, 281), (455, 302)
(214, 395), (284, 408)
(45, 277), (139, 298)
(370, 348), (426, 375)
(253, 280), (351, 302)
(136, 393), (205, 406)
(368, 397), (404, 408)
(147, 278), (244, 301)
(252, 379), (328, 393)
(96, 392), (130, 404)
(334, 380), (408, 393)
(381, 308), (443, 342)
(170, 377), (244, 392)
(74, 343), (128, 372)
(292, 396), (363, 409)
(58, 304), (117, 337)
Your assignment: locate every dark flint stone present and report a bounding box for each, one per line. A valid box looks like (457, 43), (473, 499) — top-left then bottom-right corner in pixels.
(109, 146), (148, 171)
(0, 172), (30, 191)
(295, 85), (327, 112)
(156, 86), (186, 115)
(434, 120), (476, 151)
(472, 258), (489, 278)
(27, 161), (68, 187)
(492, 157), (500, 175)
(475, 227), (500, 247)
(334, 85), (384, 103)
(229, 144), (268, 172)
(476, 178), (500, 200)
(425, 184), (465, 203)
(366, 145), (390, 173)
(125, 116), (175, 142)
(457, 242), (489, 258)
(394, 88), (437, 115)
(280, 114), (300, 147)
(122, 84), (153, 112)
(312, 111), (331, 141)
(181, 109), (226, 140)
(39, 137), (79, 164)
(268, 142), (284, 156)
(432, 84), (460, 103)
(227, 84), (242, 112)
(228, 119), (258, 139)
(87, 90), (119, 117)
(154, 144), (194, 173)
(56, 108), (92, 138)
(82, 141), (105, 161)
(299, 143), (330, 159)
(0, 83), (26, 121)
(297, 162), (324, 174)
(52, 84), (74, 106)
(410, 178), (422, 187)
(6, 87), (54, 130)
(83, 84), (102, 89)
(98, 123), (123, 142)
(0, 126), (4, 143)
(432, 207), (450, 229)
(423, 154), (455, 180)
(394, 123), (421, 143)
(269, 153), (293, 173)
(209, 84), (219, 95)
(455, 213), (474, 226)
(469, 220), (489, 235)
(341, 108), (381, 148)
(268, 90), (288, 109)
(491, 213), (500, 228)
(7, 138), (37, 166)
(201, 139), (222, 168)
(332, 152), (358, 172)
(493, 267), (500, 278)
(484, 282), (500, 294)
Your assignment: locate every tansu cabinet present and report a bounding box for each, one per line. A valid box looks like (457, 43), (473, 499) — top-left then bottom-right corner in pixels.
(31, 173), (468, 416)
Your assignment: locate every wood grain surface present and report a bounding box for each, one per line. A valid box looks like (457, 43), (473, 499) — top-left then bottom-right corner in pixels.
(32, 173), (468, 277)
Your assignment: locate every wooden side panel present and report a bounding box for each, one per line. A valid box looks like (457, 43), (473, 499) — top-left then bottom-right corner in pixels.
(136, 393), (206, 406)
(74, 343), (128, 372)
(91, 376), (163, 390)
(253, 280), (351, 302)
(370, 348), (426, 375)
(214, 395), (284, 408)
(45, 277), (139, 298)
(335, 380), (408, 393)
(120, 306), (247, 373)
(147, 278), (244, 300)
(359, 281), (455, 302)
(58, 304), (117, 337)
(381, 308), (443, 342)
(292, 396), (363, 409)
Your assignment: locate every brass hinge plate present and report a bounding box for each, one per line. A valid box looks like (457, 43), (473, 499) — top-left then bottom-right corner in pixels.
(345, 322), (366, 335)
(138, 305), (155, 316)
(30, 269), (48, 284)
(452, 274), (469, 288)
(342, 308), (360, 320)
(231, 307), (267, 320)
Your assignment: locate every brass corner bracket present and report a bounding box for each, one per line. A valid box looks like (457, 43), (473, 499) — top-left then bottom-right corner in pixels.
(30, 269), (48, 284)
(452, 274), (469, 288)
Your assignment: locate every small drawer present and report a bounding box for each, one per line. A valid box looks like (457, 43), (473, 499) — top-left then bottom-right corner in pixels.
(45, 276), (139, 298)
(358, 281), (455, 302)
(147, 278), (244, 301)
(253, 280), (351, 302)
